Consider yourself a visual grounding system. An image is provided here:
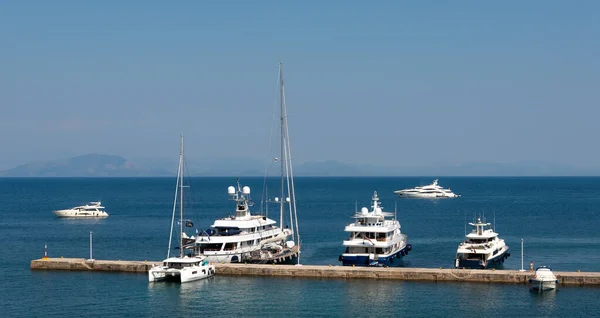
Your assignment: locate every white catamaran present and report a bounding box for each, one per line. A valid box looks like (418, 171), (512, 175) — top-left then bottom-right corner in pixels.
(149, 135), (215, 283)
(195, 62), (301, 265)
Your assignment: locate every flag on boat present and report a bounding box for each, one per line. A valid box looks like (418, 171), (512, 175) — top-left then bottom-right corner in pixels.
(185, 221), (193, 227)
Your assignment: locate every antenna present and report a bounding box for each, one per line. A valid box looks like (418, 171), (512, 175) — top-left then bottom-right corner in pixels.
(394, 201), (397, 221)
(493, 210), (496, 232)
(519, 238), (525, 272)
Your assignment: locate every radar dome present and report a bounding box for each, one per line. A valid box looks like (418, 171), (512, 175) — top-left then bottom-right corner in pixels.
(274, 197), (279, 202)
(375, 207), (382, 214)
(242, 186), (250, 195)
(286, 197), (290, 202)
(227, 186), (235, 195)
(361, 207), (368, 214)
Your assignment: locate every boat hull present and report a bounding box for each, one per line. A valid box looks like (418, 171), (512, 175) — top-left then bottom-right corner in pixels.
(148, 264), (215, 283)
(395, 192), (458, 198)
(455, 249), (510, 269)
(529, 279), (557, 291)
(340, 244), (412, 267)
(53, 210), (109, 218)
(203, 246), (299, 265)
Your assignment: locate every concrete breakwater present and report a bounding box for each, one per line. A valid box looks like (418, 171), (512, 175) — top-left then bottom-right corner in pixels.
(30, 258), (600, 286)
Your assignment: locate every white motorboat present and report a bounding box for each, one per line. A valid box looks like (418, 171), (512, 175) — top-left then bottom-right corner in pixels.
(148, 136), (215, 283)
(394, 179), (459, 198)
(339, 191), (411, 267)
(529, 266), (559, 291)
(53, 201), (108, 218)
(194, 63), (300, 265)
(455, 217), (510, 269)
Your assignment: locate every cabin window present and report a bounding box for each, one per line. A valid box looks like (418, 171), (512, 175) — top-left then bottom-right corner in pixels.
(224, 243), (236, 251)
(202, 243), (223, 251)
(348, 247), (367, 253)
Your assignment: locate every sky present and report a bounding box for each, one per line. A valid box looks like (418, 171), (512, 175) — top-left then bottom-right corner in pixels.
(1, 1), (599, 170)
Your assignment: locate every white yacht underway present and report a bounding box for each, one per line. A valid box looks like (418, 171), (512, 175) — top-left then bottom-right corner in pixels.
(53, 202), (108, 218)
(339, 192), (411, 267)
(529, 266), (559, 291)
(455, 217), (510, 269)
(148, 136), (215, 283)
(394, 179), (459, 198)
(195, 62), (300, 265)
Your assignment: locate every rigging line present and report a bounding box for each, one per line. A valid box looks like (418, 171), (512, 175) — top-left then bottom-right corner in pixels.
(280, 66), (300, 246)
(167, 145), (181, 259)
(259, 65), (281, 215)
(285, 113), (300, 244)
(182, 151), (198, 222)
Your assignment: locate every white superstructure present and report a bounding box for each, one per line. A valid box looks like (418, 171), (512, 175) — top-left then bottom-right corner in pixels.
(529, 266), (559, 291)
(455, 217), (510, 269)
(53, 202), (108, 218)
(339, 191), (411, 267)
(148, 135), (215, 283)
(194, 182), (297, 264)
(394, 179), (459, 198)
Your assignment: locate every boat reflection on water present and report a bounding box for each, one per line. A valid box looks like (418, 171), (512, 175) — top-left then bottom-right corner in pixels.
(530, 287), (558, 313)
(61, 218), (107, 226)
(342, 280), (403, 315)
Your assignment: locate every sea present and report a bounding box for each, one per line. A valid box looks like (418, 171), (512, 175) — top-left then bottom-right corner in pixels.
(1, 176), (599, 317)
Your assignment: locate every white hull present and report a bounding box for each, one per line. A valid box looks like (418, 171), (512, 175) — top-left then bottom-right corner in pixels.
(529, 267), (558, 291)
(204, 253), (237, 264)
(53, 210), (109, 218)
(148, 263), (215, 283)
(529, 279), (557, 291)
(202, 241), (298, 264)
(395, 192), (458, 198)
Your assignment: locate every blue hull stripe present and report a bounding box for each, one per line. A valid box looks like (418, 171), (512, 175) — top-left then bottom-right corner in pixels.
(340, 245), (412, 267)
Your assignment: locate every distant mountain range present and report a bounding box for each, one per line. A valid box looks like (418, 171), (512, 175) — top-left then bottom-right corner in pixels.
(0, 154), (598, 177)
(0, 154), (172, 177)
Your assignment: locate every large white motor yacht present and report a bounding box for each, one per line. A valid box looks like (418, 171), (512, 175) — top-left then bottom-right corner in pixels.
(53, 202), (109, 218)
(195, 63), (301, 265)
(529, 266), (559, 291)
(148, 135), (215, 283)
(195, 182), (298, 264)
(394, 179), (459, 198)
(339, 191), (411, 267)
(455, 217), (510, 269)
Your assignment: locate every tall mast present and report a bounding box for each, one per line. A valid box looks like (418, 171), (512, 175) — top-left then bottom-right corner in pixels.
(179, 134), (184, 258)
(279, 62), (285, 229)
(167, 135), (182, 259)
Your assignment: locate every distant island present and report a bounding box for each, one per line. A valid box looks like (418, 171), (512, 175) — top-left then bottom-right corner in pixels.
(0, 153), (597, 177)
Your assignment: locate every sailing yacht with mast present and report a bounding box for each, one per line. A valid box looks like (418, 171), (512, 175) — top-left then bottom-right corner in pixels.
(148, 136), (215, 283)
(195, 62), (301, 264)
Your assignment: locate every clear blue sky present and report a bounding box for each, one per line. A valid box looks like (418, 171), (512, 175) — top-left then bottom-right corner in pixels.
(1, 1), (599, 170)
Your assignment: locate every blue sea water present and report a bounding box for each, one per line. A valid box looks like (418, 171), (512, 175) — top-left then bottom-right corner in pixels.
(1, 177), (599, 317)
